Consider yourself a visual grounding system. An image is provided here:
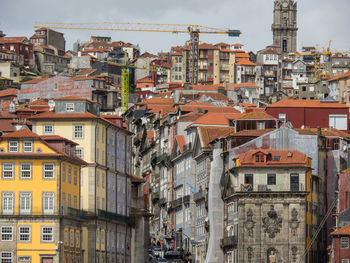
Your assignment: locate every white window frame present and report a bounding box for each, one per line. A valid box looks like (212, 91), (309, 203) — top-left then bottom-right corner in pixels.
(2, 192), (14, 215)
(20, 163), (32, 179)
(0, 252), (12, 263)
(66, 103), (74, 112)
(74, 148), (83, 159)
(8, 141), (18, 152)
(41, 226), (54, 243)
(43, 192), (55, 215)
(278, 113), (286, 123)
(43, 163), (55, 179)
(1, 226), (13, 241)
(341, 237), (349, 249)
(18, 226), (31, 242)
(43, 124), (54, 135)
(342, 259), (349, 263)
(23, 141), (33, 152)
(73, 124), (84, 139)
(19, 192), (31, 214)
(2, 163), (14, 179)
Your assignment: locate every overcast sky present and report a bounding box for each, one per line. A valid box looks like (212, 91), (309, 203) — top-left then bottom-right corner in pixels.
(1, 0), (349, 54)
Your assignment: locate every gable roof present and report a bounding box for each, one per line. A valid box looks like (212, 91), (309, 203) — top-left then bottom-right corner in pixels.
(199, 126), (235, 147)
(0, 88), (18, 98)
(235, 58), (256, 66)
(328, 71), (350, 82)
(175, 135), (186, 153)
(192, 84), (222, 91)
(267, 99), (348, 108)
(1, 129), (39, 138)
(190, 112), (242, 126)
(331, 224), (350, 236)
(21, 77), (50, 84)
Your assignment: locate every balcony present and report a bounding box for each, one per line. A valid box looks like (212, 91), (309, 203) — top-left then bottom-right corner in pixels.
(159, 197), (167, 206)
(97, 209), (130, 224)
(194, 191), (206, 202)
(220, 236), (238, 249)
(241, 184), (253, 192)
(173, 197), (183, 208)
(183, 195), (190, 204)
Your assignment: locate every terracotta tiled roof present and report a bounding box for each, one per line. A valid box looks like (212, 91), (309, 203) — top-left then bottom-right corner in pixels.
(238, 111), (276, 120)
(233, 83), (259, 88)
(76, 68), (97, 76)
(1, 129), (39, 138)
(295, 128), (350, 139)
(147, 130), (154, 143)
(180, 105), (239, 114)
(190, 112), (242, 126)
(40, 135), (78, 145)
(21, 77), (49, 84)
(0, 120), (14, 132)
(215, 42), (230, 46)
(137, 98), (174, 106)
(0, 37), (28, 43)
(198, 92), (230, 101)
(235, 58), (256, 66)
(137, 75), (155, 83)
(30, 111), (99, 120)
(192, 84), (222, 91)
(235, 53), (250, 59)
(198, 43), (218, 50)
(328, 71), (350, 82)
(71, 76), (102, 81)
(267, 99), (348, 108)
(232, 43), (244, 47)
(237, 148), (309, 167)
(28, 98), (49, 106)
(175, 135), (186, 153)
(131, 174), (146, 183)
(331, 224), (350, 236)
(229, 129), (275, 137)
(53, 96), (95, 103)
(178, 112), (203, 122)
(240, 103), (257, 108)
(0, 88), (18, 97)
(199, 126), (235, 147)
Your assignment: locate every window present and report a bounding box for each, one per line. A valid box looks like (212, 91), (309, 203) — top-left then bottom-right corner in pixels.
(97, 172), (100, 187)
(329, 114), (347, 130)
(2, 163), (14, 179)
(23, 141), (33, 152)
(96, 126), (100, 141)
(342, 259), (349, 263)
(62, 164), (66, 182)
(64, 230), (68, 245)
(43, 192), (54, 214)
(43, 163), (55, 179)
(70, 231), (74, 246)
(18, 256), (31, 262)
(102, 174), (105, 188)
(257, 121), (265, 130)
(341, 237), (349, 249)
(244, 174), (253, 186)
(74, 196), (77, 209)
(2, 192), (14, 214)
(278, 113), (286, 123)
(290, 173), (299, 191)
(43, 124), (54, 135)
(1, 226), (13, 241)
(8, 141), (18, 152)
(19, 226), (31, 242)
(102, 127), (105, 142)
(74, 148), (83, 159)
(76, 231), (80, 247)
(267, 174), (276, 185)
(0, 252), (12, 263)
(282, 40), (287, 52)
(73, 124), (84, 139)
(20, 163), (32, 179)
(41, 226), (54, 242)
(74, 168), (77, 185)
(66, 103), (74, 112)
(68, 194), (71, 208)
(20, 192), (31, 214)
(68, 166), (72, 184)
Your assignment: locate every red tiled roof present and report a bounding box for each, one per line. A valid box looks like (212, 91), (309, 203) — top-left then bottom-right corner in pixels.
(0, 88), (18, 97)
(267, 99), (348, 108)
(232, 43), (244, 46)
(233, 83), (259, 88)
(198, 92), (230, 101)
(238, 111), (276, 120)
(191, 112), (243, 126)
(0, 37), (27, 43)
(1, 129), (39, 138)
(237, 148), (309, 167)
(295, 128), (350, 139)
(235, 58), (256, 66)
(328, 71), (350, 82)
(199, 126), (235, 147)
(30, 111), (99, 120)
(198, 43), (218, 50)
(331, 224), (350, 236)
(229, 129), (274, 137)
(131, 174), (146, 183)
(40, 135), (78, 145)
(175, 135), (186, 153)
(0, 120), (14, 132)
(76, 68), (97, 76)
(147, 130), (154, 143)
(180, 105), (239, 114)
(192, 84), (222, 91)
(53, 96), (95, 103)
(240, 103), (257, 108)
(21, 77), (49, 84)
(137, 98), (174, 106)
(137, 75), (155, 83)
(71, 76), (102, 81)
(235, 53), (250, 59)
(28, 98), (49, 106)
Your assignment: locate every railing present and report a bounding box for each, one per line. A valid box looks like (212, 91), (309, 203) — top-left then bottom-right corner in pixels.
(221, 235), (238, 249)
(194, 191), (206, 202)
(97, 209), (130, 224)
(173, 197), (183, 208)
(183, 195), (190, 204)
(241, 184), (253, 192)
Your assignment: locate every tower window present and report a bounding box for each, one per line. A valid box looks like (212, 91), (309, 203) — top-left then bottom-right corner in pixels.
(283, 40), (287, 52)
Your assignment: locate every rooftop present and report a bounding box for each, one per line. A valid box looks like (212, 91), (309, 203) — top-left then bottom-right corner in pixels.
(267, 99), (348, 108)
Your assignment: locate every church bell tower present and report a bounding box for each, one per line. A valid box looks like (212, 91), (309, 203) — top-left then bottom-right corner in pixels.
(272, 0), (298, 54)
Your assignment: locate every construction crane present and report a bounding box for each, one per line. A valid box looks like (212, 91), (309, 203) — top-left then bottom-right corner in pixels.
(34, 22), (241, 113)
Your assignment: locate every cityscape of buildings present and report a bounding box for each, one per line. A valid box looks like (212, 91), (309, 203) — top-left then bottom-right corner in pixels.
(0, 0), (350, 263)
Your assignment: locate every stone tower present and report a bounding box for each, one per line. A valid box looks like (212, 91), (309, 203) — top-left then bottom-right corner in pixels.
(271, 0), (298, 54)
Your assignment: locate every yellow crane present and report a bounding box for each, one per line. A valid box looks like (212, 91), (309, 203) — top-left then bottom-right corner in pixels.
(34, 22), (241, 112)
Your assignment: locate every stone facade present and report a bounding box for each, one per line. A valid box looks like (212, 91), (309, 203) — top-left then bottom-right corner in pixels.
(272, 0), (298, 54)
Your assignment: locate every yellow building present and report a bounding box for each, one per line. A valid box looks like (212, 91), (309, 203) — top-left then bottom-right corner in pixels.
(0, 129), (86, 263)
(31, 97), (133, 263)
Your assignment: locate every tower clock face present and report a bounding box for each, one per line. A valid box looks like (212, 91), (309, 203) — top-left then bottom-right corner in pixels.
(282, 1), (288, 8)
